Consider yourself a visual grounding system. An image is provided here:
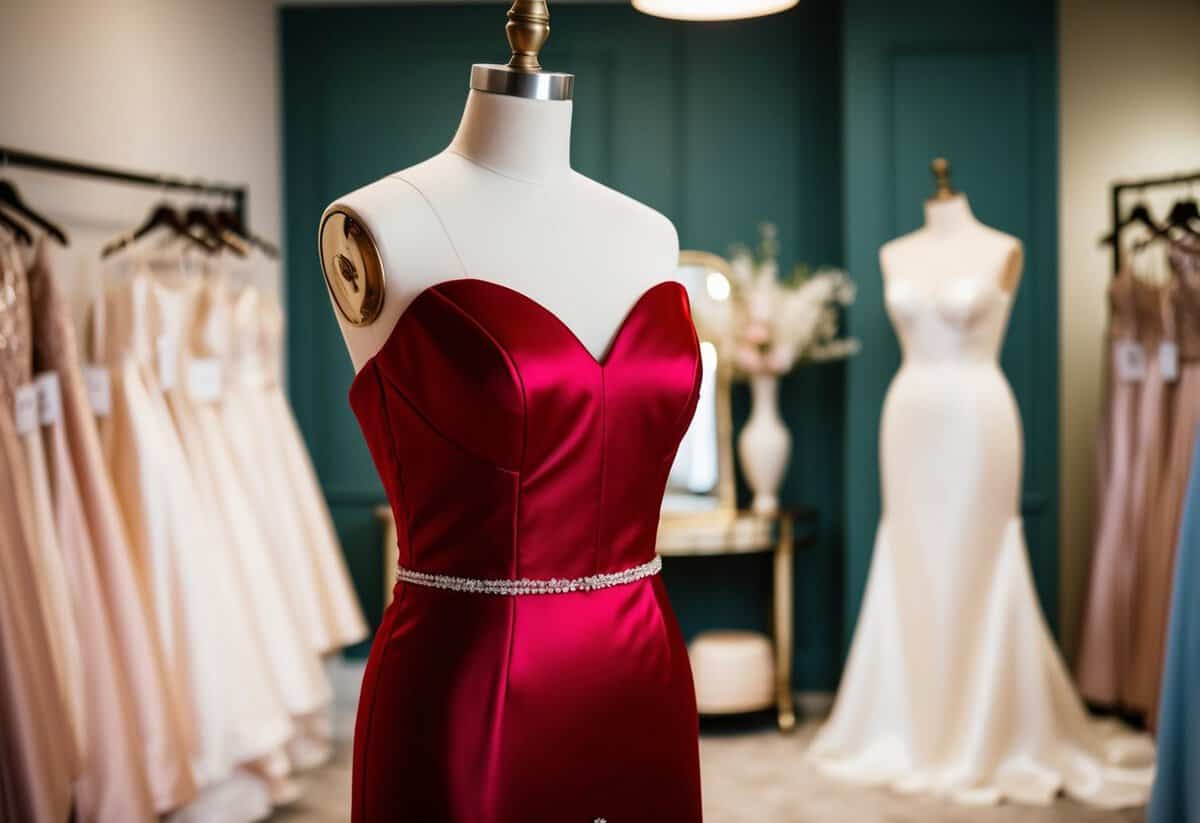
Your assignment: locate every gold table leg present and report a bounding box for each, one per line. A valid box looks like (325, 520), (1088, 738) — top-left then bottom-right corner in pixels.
(773, 513), (796, 732)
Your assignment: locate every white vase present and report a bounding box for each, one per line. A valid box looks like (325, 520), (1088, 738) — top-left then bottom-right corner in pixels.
(737, 374), (791, 514)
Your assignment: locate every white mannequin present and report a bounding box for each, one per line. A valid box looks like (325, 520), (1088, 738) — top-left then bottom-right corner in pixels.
(809, 171), (1155, 807)
(321, 88), (678, 371)
(880, 193), (1022, 295)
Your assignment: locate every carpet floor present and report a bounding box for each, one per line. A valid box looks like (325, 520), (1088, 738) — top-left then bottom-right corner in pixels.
(273, 712), (1145, 823)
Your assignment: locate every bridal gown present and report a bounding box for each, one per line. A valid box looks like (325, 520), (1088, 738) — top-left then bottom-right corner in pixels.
(349, 278), (703, 822)
(808, 270), (1155, 807)
(29, 243), (157, 821)
(0, 238), (76, 823)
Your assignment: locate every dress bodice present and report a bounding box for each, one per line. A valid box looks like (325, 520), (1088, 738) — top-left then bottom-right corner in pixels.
(0, 240), (32, 407)
(883, 273), (1012, 365)
(1170, 239), (1200, 361)
(349, 277), (701, 583)
(1109, 268), (1140, 342)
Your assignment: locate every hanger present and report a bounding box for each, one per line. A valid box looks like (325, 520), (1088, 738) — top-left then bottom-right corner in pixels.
(1166, 191), (1200, 238)
(101, 201), (217, 258)
(184, 206), (248, 257)
(214, 207), (279, 259)
(1101, 198), (1171, 248)
(0, 179), (68, 245)
(0, 208), (33, 245)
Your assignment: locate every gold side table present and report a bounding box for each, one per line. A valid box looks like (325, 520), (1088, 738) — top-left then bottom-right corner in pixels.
(656, 507), (812, 733)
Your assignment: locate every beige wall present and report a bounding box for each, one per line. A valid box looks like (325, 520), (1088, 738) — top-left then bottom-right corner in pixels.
(1058, 0), (1200, 656)
(0, 0), (280, 309)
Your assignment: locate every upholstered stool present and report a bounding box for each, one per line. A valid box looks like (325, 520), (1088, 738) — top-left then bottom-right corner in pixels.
(688, 629), (775, 714)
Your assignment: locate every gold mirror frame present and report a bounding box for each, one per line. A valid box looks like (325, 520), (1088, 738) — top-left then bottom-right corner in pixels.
(660, 250), (738, 526)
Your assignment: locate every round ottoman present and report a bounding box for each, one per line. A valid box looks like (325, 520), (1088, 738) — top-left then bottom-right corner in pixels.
(688, 629), (775, 714)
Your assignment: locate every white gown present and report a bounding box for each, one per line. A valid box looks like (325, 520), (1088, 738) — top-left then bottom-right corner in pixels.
(808, 267), (1156, 808)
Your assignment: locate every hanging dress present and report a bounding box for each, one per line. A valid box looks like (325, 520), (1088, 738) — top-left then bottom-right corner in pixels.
(259, 290), (368, 652)
(0, 237), (78, 823)
(28, 240), (157, 821)
(1124, 279), (1178, 716)
(185, 274), (332, 714)
(75, 270), (197, 814)
(1076, 266), (1146, 707)
(221, 284), (337, 767)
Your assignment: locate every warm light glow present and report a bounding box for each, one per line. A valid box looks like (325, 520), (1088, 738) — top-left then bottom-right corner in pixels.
(633, 0), (798, 22)
(705, 270), (731, 301)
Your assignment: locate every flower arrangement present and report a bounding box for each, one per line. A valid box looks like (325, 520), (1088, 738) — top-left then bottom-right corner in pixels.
(724, 223), (858, 379)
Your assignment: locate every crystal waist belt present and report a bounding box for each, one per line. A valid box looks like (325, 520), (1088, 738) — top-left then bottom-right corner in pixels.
(395, 555), (662, 596)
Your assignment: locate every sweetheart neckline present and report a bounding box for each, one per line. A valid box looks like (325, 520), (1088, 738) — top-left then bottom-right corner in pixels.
(348, 277), (687, 393)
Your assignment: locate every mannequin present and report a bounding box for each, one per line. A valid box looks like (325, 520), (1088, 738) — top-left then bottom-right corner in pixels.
(880, 158), (1022, 297)
(319, 1), (677, 371)
(808, 159), (1154, 807)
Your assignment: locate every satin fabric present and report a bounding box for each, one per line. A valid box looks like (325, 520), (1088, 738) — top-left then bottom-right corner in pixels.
(809, 273), (1155, 807)
(1148, 425), (1200, 823)
(348, 278), (703, 822)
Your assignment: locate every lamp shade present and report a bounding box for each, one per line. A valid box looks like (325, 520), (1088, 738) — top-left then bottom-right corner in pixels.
(632, 0), (798, 21)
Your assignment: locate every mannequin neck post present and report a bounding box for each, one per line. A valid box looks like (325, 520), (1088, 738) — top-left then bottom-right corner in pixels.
(448, 89), (573, 183)
(924, 193), (978, 234)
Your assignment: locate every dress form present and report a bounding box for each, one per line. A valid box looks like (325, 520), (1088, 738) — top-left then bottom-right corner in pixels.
(320, 2), (677, 371)
(881, 159), (1022, 296)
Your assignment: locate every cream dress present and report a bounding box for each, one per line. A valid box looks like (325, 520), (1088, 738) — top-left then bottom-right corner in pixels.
(259, 291), (368, 651)
(808, 254), (1155, 807)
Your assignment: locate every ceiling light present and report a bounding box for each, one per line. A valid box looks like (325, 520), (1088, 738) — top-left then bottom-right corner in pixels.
(632, 0), (798, 22)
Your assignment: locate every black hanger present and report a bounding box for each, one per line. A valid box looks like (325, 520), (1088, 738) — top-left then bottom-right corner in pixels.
(214, 208), (279, 259)
(1167, 198), (1200, 238)
(184, 206), (248, 257)
(101, 202), (217, 259)
(0, 179), (68, 245)
(0, 208), (32, 245)
(1102, 200), (1170, 247)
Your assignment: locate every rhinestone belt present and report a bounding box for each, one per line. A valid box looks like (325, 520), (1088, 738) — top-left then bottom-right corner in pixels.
(395, 555), (662, 596)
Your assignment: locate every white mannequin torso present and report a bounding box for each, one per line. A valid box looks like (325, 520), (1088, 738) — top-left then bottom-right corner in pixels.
(880, 194), (1022, 297)
(322, 89), (678, 371)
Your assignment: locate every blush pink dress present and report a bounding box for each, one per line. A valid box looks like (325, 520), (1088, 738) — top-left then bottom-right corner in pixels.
(1077, 268), (1146, 707)
(29, 242), (158, 821)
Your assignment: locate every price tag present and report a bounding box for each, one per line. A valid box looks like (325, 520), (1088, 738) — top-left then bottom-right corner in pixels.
(188, 358), (223, 403)
(35, 372), (61, 427)
(1115, 340), (1146, 383)
(1160, 341), (1180, 383)
(157, 336), (178, 391)
(13, 383), (37, 435)
(84, 365), (112, 417)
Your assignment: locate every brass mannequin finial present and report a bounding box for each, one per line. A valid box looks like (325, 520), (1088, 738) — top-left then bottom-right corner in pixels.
(506, 1), (550, 73)
(930, 157), (957, 201)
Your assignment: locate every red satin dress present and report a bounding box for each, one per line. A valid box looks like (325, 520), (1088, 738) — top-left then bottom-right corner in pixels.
(347, 277), (704, 822)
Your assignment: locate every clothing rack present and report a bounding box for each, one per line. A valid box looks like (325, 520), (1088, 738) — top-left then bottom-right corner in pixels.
(0, 146), (248, 227)
(1111, 169), (1200, 274)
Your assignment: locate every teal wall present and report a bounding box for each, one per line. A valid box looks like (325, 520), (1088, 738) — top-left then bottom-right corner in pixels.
(841, 0), (1060, 652)
(281, 3), (848, 685)
(281, 1), (1059, 685)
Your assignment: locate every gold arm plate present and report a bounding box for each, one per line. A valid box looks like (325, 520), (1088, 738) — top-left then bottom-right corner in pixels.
(319, 207), (386, 327)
